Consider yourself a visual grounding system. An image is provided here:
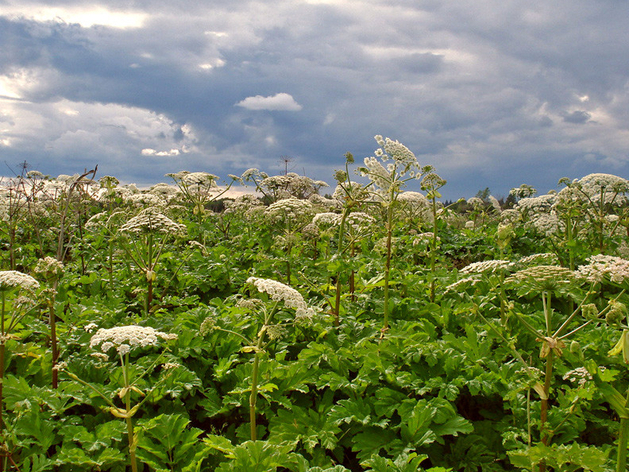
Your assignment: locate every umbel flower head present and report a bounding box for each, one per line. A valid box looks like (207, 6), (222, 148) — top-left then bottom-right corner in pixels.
(505, 265), (577, 294)
(34, 256), (65, 279)
(90, 325), (178, 357)
(265, 197), (314, 222)
(246, 277), (315, 320)
(577, 254), (629, 285)
(120, 207), (186, 234)
(0, 270), (40, 292)
(358, 136), (421, 195)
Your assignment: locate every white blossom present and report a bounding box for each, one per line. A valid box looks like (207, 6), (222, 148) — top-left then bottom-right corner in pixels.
(0, 270), (40, 292)
(90, 325), (177, 356)
(246, 277), (315, 319)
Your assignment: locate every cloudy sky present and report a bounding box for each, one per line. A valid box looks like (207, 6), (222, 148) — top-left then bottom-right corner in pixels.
(1, 0), (628, 199)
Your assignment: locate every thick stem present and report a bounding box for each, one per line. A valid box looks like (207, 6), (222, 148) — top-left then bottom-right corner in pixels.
(333, 278), (341, 327)
(126, 415), (138, 472)
(249, 350), (261, 440)
(540, 350), (554, 446)
(383, 203), (394, 330)
(122, 354), (138, 472)
(50, 300), (58, 389)
(429, 196), (438, 303)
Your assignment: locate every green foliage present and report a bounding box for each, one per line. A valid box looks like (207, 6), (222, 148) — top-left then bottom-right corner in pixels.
(1, 164), (628, 471)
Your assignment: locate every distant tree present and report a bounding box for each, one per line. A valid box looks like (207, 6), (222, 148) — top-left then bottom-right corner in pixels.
(475, 187), (491, 202)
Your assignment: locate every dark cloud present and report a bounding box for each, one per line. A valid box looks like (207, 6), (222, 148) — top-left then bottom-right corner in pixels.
(562, 110), (591, 124)
(0, 0), (628, 198)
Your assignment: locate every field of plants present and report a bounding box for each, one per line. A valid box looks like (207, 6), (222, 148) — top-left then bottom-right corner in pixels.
(2, 136), (629, 471)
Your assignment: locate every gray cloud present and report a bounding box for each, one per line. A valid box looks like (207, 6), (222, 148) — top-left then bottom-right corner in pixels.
(562, 110), (591, 124)
(0, 0), (628, 199)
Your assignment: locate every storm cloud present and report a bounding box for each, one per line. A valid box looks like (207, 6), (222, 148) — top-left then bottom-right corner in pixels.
(1, 0), (628, 199)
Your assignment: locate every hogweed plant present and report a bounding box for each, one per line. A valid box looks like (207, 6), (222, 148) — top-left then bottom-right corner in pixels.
(33, 256), (64, 389)
(556, 173), (629, 258)
(420, 169), (447, 302)
(572, 254), (629, 472)
(201, 277), (315, 441)
(166, 171), (240, 221)
(312, 155), (373, 326)
(264, 198), (314, 285)
(64, 325), (178, 472)
(500, 264), (627, 472)
(118, 208), (187, 315)
(0, 270), (39, 465)
(357, 135), (425, 330)
(312, 210), (374, 326)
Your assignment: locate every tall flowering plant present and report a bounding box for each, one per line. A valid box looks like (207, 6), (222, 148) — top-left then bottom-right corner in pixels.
(0, 270), (39, 467)
(201, 277), (315, 440)
(264, 198), (314, 285)
(64, 325), (178, 472)
(118, 207), (187, 315)
(357, 136), (425, 330)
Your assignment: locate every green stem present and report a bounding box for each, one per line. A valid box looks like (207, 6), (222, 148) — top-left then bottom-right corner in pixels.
(540, 350), (554, 446)
(249, 349), (261, 441)
(383, 198), (394, 331)
(122, 353), (138, 472)
(617, 390), (629, 472)
(249, 325), (268, 441)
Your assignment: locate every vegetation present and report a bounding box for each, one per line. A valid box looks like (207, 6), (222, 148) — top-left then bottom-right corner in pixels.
(1, 139), (629, 471)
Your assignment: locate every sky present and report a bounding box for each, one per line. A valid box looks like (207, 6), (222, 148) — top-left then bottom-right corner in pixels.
(1, 0), (629, 200)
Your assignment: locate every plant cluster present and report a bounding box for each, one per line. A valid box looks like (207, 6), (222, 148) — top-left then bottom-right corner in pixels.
(1, 142), (629, 471)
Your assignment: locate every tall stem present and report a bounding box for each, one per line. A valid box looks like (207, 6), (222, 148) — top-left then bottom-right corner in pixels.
(616, 389), (629, 472)
(146, 233), (154, 316)
(249, 350), (261, 440)
(429, 195), (438, 302)
(49, 292), (58, 389)
(122, 354), (138, 472)
(383, 199), (394, 330)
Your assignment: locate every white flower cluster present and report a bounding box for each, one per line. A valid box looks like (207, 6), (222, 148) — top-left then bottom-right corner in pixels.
(445, 275), (483, 292)
(258, 173), (328, 200)
(398, 191), (428, 203)
(124, 193), (167, 207)
(181, 172), (219, 188)
(0, 270), (40, 292)
(120, 208), (186, 234)
(90, 325), (177, 356)
(459, 260), (513, 275)
(149, 183), (179, 199)
(312, 212), (342, 228)
(516, 194), (556, 214)
(34, 256), (65, 278)
(224, 194), (264, 216)
(361, 156), (392, 191)
(246, 277), (315, 319)
(578, 173), (629, 205)
(382, 137), (419, 171)
(530, 212), (562, 236)
(505, 265), (577, 292)
(265, 197), (314, 222)
(467, 197), (485, 208)
(562, 366), (603, 386)
(345, 212), (375, 230)
(517, 253), (560, 267)
(577, 254), (629, 284)
(500, 209), (521, 224)
(308, 193), (338, 209)
(241, 168), (269, 182)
